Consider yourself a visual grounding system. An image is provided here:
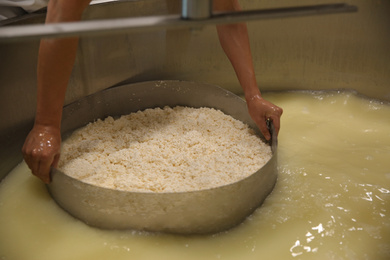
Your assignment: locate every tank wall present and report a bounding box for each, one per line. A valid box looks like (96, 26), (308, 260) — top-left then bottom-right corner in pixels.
(1, 0), (389, 179)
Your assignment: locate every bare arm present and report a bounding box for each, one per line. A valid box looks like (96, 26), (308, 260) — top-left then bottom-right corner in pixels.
(213, 0), (282, 140)
(36, 0), (91, 129)
(23, 0), (91, 183)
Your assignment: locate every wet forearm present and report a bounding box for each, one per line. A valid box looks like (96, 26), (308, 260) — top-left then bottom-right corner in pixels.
(34, 0), (91, 128)
(23, 0), (91, 183)
(35, 37), (79, 129)
(214, 0), (261, 99)
(216, 22), (261, 99)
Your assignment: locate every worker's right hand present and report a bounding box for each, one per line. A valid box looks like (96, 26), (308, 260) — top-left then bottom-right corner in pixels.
(246, 95), (283, 141)
(22, 124), (61, 184)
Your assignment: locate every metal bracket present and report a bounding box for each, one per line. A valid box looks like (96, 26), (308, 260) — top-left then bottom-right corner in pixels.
(182, 0), (213, 20)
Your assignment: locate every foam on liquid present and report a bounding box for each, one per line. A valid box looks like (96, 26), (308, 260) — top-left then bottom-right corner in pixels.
(0, 91), (389, 260)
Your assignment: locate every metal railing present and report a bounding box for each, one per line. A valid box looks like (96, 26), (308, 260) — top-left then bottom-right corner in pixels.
(0, 2), (357, 42)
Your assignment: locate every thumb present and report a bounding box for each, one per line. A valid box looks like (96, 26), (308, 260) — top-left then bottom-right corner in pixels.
(258, 120), (271, 141)
(52, 153), (60, 168)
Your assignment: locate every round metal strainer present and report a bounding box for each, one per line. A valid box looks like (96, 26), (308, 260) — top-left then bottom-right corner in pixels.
(47, 80), (277, 234)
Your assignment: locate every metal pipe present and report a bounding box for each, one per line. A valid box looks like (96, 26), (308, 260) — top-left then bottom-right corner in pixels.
(181, 0), (213, 20)
(0, 4), (357, 42)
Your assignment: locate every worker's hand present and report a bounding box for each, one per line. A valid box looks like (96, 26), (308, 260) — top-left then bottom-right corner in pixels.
(22, 124), (61, 183)
(246, 95), (283, 141)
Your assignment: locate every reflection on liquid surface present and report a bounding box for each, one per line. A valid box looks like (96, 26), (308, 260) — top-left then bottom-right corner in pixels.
(0, 91), (389, 260)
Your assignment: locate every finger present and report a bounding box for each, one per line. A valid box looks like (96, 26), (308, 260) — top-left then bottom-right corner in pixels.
(257, 119), (271, 141)
(24, 147), (40, 177)
(24, 156), (39, 177)
(30, 158), (40, 177)
(52, 153), (60, 168)
(270, 115), (281, 135)
(37, 158), (53, 184)
(22, 139), (33, 170)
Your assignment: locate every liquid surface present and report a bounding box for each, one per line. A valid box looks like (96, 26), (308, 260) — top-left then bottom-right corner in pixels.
(1, 91), (389, 260)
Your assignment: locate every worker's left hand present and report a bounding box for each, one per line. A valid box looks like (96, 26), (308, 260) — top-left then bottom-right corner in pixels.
(246, 95), (283, 140)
